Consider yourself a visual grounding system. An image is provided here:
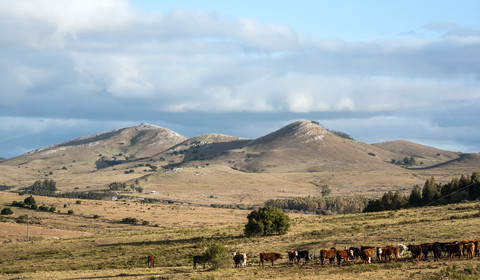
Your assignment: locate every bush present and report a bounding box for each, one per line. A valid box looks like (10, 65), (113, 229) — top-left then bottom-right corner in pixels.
(67, 210), (74, 215)
(203, 244), (230, 270)
(1, 207), (13, 215)
(24, 195), (36, 206)
(76, 200), (81, 204)
(121, 217), (138, 224)
(49, 206), (56, 212)
(244, 206), (290, 237)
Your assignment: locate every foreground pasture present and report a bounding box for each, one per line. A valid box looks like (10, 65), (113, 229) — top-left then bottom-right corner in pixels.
(1, 192), (480, 279)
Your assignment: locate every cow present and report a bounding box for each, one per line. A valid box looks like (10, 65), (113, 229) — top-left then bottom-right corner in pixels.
(349, 247), (361, 259)
(336, 249), (350, 266)
(296, 250), (310, 264)
(360, 248), (374, 264)
(397, 244), (408, 257)
(445, 243), (463, 259)
(383, 246), (400, 262)
(320, 248), (337, 265)
(147, 254), (155, 268)
(474, 240), (480, 257)
(232, 252), (248, 268)
(287, 250), (297, 264)
(407, 244), (422, 260)
(376, 246), (387, 262)
(465, 242), (475, 259)
(259, 252), (282, 267)
(193, 255), (209, 269)
(421, 243), (435, 259)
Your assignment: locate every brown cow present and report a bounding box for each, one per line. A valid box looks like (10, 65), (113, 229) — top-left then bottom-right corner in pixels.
(474, 240), (480, 257)
(376, 246), (387, 262)
(336, 249), (350, 266)
(408, 244), (422, 260)
(287, 250), (297, 264)
(466, 242), (475, 259)
(383, 246), (400, 262)
(259, 252), (282, 267)
(320, 248), (337, 265)
(445, 243), (463, 259)
(361, 248), (374, 264)
(147, 254), (155, 268)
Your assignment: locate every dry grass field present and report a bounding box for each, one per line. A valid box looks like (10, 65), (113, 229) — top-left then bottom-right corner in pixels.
(1, 191), (480, 279)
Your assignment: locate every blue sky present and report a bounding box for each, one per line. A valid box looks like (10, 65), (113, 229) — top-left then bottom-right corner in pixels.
(1, 0), (480, 158)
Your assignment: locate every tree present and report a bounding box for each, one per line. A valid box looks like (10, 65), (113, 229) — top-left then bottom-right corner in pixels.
(1, 207), (13, 215)
(408, 185), (422, 207)
(244, 206), (290, 237)
(321, 185), (331, 197)
(26, 179), (57, 196)
(24, 195), (36, 206)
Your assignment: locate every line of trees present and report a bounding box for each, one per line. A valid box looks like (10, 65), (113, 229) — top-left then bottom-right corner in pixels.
(265, 196), (370, 215)
(364, 172), (480, 212)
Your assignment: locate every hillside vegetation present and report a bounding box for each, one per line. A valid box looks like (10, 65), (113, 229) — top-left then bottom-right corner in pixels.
(1, 192), (480, 279)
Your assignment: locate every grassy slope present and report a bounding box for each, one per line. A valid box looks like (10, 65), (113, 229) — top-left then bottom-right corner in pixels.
(1, 192), (480, 279)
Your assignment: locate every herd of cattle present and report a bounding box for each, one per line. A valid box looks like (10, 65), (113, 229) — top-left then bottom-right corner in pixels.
(190, 239), (480, 269)
(145, 239), (480, 269)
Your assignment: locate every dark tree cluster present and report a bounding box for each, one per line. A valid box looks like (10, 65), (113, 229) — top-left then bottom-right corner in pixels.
(265, 196), (369, 215)
(363, 172), (480, 212)
(23, 179), (57, 196)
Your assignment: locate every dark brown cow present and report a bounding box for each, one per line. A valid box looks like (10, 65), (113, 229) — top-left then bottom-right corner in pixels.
(445, 243), (463, 259)
(147, 254), (155, 268)
(421, 243), (435, 259)
(320, 249), (337, 265)
(259, 252), (282, 267)
(361, 248), (374, 264)
(193, 255), (209, 269)
(287, 250), (297, 264)
(383, 246), (400, 262)
(336, 249), (350, 266)
(408, 244), (422, 260)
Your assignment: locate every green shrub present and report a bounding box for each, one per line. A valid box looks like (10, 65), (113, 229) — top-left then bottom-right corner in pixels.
(121, 217), (138, 224)
(244, 206), (290, 237)
(203, 243), (229, 270)
(1, 207), (13, 215)
(24, 195), (36, 206)
(67, 210), (74, 215)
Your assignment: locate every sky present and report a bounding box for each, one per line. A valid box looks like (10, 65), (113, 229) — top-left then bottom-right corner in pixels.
(1, 0), (480, 159)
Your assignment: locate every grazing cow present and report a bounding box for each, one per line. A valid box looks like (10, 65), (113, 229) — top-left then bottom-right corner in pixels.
(349, 247), (361, 259)
(433, 242), (445, 260)
(397, 244), (408, 257)
(421, 243), (435, 259)
(474, 240), (480, 257)
(320, 249), (337, 265)
(287, 250), (297, 264)
(147, 255), (155, 268)
(360, 248), (374, 264)
(336, 249), (350, 266)
(193, 255), (209, 269)
(296, 250), (310, 264)
(376, 246), (387, 262)
(232, 252), (248, 268)
(466, 243), (475, 259)
(445, 243), (463, 259)
(259, 252), (282, 267)
(383, 246), (400, 262)
(407, 244), (422, 260)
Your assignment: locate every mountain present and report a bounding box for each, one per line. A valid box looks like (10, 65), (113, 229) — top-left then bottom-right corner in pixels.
(0, 120), (478, 206)
(214, 121), (401, 173)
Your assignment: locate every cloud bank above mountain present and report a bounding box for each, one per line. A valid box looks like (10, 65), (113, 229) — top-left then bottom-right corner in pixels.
(1, 0), (479, 157)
